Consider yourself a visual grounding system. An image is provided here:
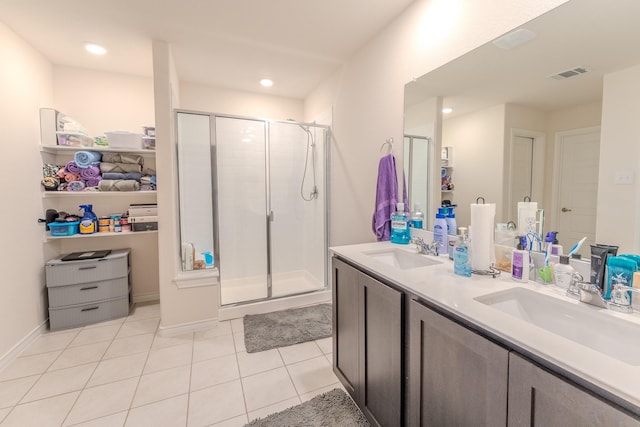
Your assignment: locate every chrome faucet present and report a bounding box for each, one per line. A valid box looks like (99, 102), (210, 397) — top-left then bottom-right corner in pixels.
(410, 236), (439, 256)
(608, 284), (640, 314)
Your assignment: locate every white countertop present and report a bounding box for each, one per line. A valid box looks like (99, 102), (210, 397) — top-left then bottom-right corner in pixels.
(331, 241), (640, 413)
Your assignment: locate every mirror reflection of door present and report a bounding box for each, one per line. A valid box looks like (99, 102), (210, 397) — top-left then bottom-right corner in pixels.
(404, 135), (432, 229)
(555, 127), (600, 251)
(510, 136), (534, 222)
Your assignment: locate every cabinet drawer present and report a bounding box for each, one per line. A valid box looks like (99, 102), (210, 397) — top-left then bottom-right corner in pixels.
(47, 277), (129, 308)
(46, 252), (129, 286)
(49, 296), (130, 331)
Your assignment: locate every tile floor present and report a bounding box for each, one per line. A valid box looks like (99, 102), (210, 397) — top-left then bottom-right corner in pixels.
(0, 303), (343, 426)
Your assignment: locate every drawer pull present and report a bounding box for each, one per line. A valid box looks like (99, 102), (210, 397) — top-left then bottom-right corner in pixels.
(81, 306), (99, 312)
(80, 286), (99, 291)
(78, 266), (97, 271)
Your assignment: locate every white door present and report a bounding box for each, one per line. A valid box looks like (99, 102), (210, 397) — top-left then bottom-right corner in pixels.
(555, 128), (600, 253)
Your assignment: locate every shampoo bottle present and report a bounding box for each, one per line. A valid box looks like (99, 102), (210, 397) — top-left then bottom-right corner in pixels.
(445, 206), (457, 236)
(433, 208), (448, 255)
(390, 203), (410, 244)
(411, 203), (424, 229)
(511, 240), (530, 282)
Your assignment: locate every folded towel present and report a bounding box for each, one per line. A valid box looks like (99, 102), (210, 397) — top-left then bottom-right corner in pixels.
(99, 162), (142, 173)
(74, 151), (102, 168)
(67, 181), (85, 192)
(101, 153), (144, 165)
(98, 179), (140, 192)
(65, 161), (81, 174)
(372, 154), (406, 241)
(83, 177), (102, 187)
(64, 173), (81, 182)
(80, 165), (101, 179)
(102, 172), (141, 181)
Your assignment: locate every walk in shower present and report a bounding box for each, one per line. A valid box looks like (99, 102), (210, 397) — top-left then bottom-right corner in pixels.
(176, 112), (329, 309)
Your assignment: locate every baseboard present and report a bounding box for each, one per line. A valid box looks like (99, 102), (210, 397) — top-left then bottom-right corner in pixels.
(218, 289), (331, 321)
(157, 316), (219, 337)
(132, 292), (160, 304)
(0, 320), (49, 373)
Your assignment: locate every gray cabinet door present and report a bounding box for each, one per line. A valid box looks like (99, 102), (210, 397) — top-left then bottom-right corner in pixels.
(407, 299), (509, 427)
(359, 271), (403, 427)
(508, 353), (640, 427)
(332, 258), (360, 398)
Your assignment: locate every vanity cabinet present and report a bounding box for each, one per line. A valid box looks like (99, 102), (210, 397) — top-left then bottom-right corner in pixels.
(508, 353), (639, 426)
(332, 258), (404, 427)
(407, 299), (508, 426)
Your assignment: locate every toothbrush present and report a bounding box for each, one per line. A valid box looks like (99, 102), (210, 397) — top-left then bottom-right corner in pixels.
(568, 236), (587, 256)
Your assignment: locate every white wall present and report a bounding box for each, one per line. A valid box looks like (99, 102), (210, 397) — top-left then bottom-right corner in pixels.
(0, 21), (53, 359)
(305, 0), (569, 246)
(180, 82), (303, 121)
(442, 104), (506, 228)
(597, 64), (640, 253)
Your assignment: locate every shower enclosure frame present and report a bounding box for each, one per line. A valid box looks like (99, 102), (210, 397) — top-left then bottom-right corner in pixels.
(175, 110), (330, 308)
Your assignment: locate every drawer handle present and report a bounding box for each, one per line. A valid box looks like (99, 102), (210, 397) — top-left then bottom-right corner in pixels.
(80, 286), (99, 291)
(81, 306), (99, 312)
(78, 266), (97, 271)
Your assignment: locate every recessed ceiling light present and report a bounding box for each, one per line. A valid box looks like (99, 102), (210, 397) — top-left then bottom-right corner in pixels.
(492, 28), (537, 50)
(260, 79), (274, 88)
(442, 107), (453, 114)
(84, 43), (107, 55)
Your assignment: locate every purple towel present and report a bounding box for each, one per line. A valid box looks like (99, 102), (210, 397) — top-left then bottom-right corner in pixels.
(80, 165), (101, 179)
(83, 176), (102, 187)
(372, 154), (402, 241)
(65, 161), (81, 174)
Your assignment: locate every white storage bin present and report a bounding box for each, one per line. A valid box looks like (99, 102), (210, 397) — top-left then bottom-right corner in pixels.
(56, 131), (93, 147)
(49, 295), (131, 331)
(105, 131), (143, 149)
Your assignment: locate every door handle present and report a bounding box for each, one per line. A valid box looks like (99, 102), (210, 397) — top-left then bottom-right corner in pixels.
(561, 207), (572, 213)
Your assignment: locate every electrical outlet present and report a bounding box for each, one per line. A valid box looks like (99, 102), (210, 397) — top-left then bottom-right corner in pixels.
(614, 171), (634, 185)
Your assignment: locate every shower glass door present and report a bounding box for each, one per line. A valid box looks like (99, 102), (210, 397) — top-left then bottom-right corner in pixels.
(216, 117), (269, 304)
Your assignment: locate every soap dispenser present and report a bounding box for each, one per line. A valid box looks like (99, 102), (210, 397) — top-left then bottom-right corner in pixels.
(511, 236), (529, 282)
(453, 229), (472, 277)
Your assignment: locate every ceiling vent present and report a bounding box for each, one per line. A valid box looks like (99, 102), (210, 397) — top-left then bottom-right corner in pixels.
(549, 67), (589, 80)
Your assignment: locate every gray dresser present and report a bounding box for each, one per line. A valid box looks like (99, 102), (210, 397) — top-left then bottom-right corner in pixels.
(45, 249), (131, 330)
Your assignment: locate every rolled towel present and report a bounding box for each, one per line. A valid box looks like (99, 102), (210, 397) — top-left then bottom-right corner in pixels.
(65, 161), (81, 174)
(101, 153), (144, 165)
(67, 181), (85, 192)
(139, 184), (154, 191)
(42, 164), (60, 178)
(74, 151), (102, 168)
(83, 176), (103, 187)
(57, 167), (67, 179)
(98, 179), (140, 192)
(64, 173), (81, 182)
(102, 172), (141, 181)
(99, 162), (142, 173)
(80, 165), (101, 179)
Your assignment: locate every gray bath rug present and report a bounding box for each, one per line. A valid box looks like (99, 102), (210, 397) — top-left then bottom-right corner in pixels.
(243, 303), (332, 353)
(245, 388), (369, 427)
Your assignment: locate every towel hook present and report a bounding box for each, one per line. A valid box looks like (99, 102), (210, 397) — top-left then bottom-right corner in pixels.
(379, 137), (394, 153)
(476, 196), (485, 204)
(523, 196), (531, 202)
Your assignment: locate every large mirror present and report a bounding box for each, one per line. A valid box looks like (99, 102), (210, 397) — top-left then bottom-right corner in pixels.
(404, 0), (640, 251)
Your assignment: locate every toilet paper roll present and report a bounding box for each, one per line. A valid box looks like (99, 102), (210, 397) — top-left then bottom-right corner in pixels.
(517, 201), (538, 235)
(470, 203), (496, 271)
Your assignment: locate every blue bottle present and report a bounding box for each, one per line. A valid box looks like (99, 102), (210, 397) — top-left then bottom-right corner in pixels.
(411, 203), (424, 229)
(454, 231), (472, 277)
(390, 203), (410, 244)
(433, 207), (448, 255)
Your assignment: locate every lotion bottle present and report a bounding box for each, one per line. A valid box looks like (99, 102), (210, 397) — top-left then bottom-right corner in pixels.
(553, 255), (575, 289)
(511, 240), (529, 282)
(433, 208), (448, 255)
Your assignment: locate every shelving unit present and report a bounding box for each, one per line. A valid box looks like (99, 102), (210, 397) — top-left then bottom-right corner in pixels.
(43, 230), (157, 241)
(441, 146), (454, 196)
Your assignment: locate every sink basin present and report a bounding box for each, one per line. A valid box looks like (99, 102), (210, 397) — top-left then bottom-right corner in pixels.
(363, 248), (441, 270)
(475, 287), (640, 365)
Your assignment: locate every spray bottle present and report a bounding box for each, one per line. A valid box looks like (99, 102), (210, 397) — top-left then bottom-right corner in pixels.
(78, 204), (98, 234)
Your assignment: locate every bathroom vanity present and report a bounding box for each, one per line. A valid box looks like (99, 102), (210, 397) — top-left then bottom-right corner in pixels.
(331, 242), (640, 427)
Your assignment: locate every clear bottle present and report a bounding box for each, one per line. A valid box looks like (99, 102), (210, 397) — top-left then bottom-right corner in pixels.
(411, 203), (424, 229)
(554, 255), (575, 289)
(390, 202), (410, 244)
(433, 207), (448, 255)
(453, 230), (472, 277)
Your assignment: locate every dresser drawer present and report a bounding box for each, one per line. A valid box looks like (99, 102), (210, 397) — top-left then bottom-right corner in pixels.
(47, 277), (129, 308)
(49, 295), (131, 331)
(46, 250), (129, 287)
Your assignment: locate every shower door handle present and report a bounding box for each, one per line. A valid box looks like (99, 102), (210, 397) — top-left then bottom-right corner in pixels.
(268, 211), (274, 222)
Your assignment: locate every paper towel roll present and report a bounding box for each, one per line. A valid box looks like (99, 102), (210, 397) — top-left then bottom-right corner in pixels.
(517, 201), (538, 235)
(470, 203), (496, 271)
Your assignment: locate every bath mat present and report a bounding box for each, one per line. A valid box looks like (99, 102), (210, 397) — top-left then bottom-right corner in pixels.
(245, 388), (369, 427)
(243, 303), (332, 353)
